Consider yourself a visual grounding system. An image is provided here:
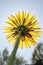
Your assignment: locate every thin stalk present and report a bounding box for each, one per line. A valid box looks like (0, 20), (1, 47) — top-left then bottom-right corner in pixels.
(8, 34), (21, 65)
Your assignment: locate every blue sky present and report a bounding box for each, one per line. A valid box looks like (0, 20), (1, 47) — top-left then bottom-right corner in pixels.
(0, 0), (43, 64)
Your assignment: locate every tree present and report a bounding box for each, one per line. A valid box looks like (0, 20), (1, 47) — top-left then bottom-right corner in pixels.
(3, 48), (8, 61)
(13, 56), (26, 65)
(0, 48), (26, 65)
(0, 48), (9, 65)
(3, 48), (9, 65)
(32, 43), (43, 65)
(0, 51), (3, 65)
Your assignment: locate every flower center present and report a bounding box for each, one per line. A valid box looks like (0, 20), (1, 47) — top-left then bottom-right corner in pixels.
(17, 25), (29, 36)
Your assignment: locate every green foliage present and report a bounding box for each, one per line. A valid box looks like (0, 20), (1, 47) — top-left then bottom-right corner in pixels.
(0, 48), (9, 65)
(3, 48), (8, 61)
(0, 48), (26, 65)
(32, 43), (43, 65)
(13, 56), (26, 65)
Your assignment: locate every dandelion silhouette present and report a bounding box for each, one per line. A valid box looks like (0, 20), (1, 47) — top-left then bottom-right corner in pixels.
(4, 11), (41, 65)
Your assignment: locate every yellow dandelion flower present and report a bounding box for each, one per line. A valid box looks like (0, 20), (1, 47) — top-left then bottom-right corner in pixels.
(4, 11), (41, 65)
(4, 11), (41, 48)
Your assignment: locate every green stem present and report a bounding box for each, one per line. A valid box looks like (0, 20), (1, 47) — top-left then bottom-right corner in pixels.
(8, 34), (21, 65)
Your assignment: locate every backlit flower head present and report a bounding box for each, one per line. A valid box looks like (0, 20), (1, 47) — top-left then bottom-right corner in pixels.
(4, 11), (41, 48)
